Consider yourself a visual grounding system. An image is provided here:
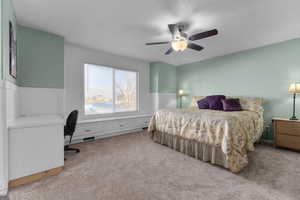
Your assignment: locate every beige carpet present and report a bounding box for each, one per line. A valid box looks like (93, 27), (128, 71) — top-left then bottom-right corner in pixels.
(9, 131), (300, 200)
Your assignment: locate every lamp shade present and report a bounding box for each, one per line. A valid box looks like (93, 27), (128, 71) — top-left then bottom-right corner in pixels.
(178, 90), (184, 96)
(288, 82), (300, 93)
(178, 90), (188, 96)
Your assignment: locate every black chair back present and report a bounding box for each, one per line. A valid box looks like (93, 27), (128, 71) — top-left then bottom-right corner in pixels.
(64, 110), (80, 154)
(66, 110), (78, 133)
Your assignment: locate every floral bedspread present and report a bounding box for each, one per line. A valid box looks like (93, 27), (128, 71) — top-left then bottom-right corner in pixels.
(148, 108), (263, 172)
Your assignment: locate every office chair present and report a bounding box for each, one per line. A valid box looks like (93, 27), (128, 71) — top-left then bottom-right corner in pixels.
(64, 110), (80, 153)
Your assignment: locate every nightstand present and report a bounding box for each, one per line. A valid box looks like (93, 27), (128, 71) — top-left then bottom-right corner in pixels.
(273, 118), (300, 150)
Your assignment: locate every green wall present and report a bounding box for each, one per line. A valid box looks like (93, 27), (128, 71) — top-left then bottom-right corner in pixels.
(150, 62), (176, 93)
(1, 0), (17, 82)
(177, 38), (300, 138)
(17, 25), (64, 88)
(1, 0), (64, 88)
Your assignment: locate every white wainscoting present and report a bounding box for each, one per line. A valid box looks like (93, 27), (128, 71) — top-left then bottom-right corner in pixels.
(71, 115), (152, 143)
(0, 81), (8, 196)
(5, 81), (18, 123)
(0, 83), (64, 194)
(18, 87), (64, 116)
(151, 93), (177, 111)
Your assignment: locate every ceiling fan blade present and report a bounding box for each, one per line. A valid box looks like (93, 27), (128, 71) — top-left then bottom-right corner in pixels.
(145, 41), (169, 45)
(189, 29), (218, 41)
(187, 43), (204, 51)
(165, 48), (173, 55)
(168, 24), (177, 34)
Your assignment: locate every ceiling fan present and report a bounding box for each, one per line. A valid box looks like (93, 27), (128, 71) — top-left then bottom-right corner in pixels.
(145, 23), (218, 55)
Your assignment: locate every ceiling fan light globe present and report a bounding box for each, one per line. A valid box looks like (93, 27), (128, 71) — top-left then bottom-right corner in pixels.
(171, 40), (188, 51)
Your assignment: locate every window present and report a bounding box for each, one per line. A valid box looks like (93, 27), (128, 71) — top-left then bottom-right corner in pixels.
(84, 64), (138, 115)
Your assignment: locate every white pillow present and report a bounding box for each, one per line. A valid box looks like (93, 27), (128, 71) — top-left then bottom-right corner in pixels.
(228, 96), (263, 113)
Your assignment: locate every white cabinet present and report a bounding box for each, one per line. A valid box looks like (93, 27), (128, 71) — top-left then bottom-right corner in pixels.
(8, 115), (64, 180)
(72, 115), (152, 143)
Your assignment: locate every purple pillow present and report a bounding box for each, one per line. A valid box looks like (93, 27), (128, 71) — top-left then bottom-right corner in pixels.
(206, 95), (226, 110)
(222, 98), (242, 111)
(197, 98), (209, 109)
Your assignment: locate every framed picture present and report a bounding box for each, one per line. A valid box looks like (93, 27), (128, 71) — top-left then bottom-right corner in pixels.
(9, 21), (17, 78)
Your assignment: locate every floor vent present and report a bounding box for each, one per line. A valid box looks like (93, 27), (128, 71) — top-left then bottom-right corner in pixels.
(83, 136), (95, 142)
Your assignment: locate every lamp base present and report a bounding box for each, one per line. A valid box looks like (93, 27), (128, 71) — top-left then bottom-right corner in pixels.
(290, 116), (298, 120)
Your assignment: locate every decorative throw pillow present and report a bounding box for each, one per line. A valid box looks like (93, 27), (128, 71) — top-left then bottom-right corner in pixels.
(222, 98), (242, 111)
(206, 95), (226, 110)
(197, 98), (209, 109)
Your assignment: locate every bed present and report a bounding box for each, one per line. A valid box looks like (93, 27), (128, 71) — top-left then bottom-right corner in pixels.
(148, 96), (264, 172)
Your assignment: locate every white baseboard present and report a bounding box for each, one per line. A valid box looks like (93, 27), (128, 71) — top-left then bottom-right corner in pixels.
(94, 128), (144, 140)
(70, 128), (144, 144)
(0, 180), (8, 196)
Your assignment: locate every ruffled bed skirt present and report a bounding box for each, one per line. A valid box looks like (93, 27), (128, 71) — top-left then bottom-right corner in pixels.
(150, 131), (229, 170)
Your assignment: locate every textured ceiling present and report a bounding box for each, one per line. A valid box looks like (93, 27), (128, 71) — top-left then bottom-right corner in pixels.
(12, 0), (300, 65)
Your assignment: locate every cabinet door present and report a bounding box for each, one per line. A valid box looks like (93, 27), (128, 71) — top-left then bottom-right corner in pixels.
(276, 134), (300, 150)
(75, 122), (108, 136)
(277, 121), (300, 136)
(9, 125), (64, 180)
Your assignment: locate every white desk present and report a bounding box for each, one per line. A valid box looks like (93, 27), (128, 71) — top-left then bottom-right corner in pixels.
(8, 115), (64, 184)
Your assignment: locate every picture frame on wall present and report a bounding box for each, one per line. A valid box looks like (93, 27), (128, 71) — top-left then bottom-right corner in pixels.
(9, 21), (17, 78)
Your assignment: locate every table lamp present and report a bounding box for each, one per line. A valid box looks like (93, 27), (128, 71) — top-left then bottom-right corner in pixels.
(288, 82), (300, 120)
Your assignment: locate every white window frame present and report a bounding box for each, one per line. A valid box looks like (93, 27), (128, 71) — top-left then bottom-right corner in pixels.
(84, 63), (139, 117)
